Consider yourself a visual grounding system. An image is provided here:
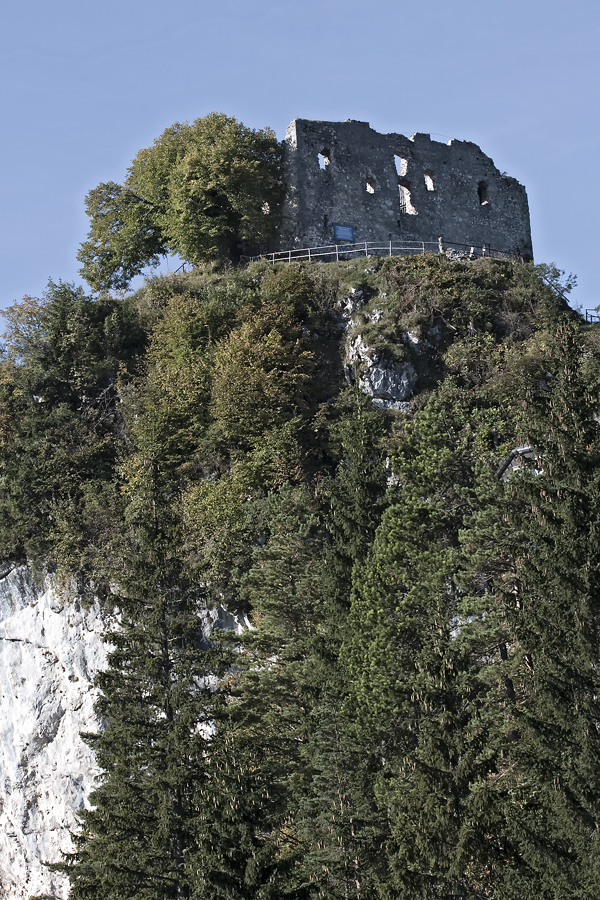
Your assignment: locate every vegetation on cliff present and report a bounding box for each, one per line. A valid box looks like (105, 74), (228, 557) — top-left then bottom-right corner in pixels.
(2, 252), (599, 899)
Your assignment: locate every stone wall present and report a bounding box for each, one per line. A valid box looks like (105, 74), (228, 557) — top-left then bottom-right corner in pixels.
(277, 119), (533, 259)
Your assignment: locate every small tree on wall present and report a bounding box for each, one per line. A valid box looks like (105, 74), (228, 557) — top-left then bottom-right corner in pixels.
(78, 113), (284, 292)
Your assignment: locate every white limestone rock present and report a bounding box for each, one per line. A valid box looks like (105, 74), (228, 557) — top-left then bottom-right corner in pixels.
(359, 359), (417, 402)
(0, 566), (108, 900)
(333, 289), (364, 331)
(0, 568), (251, 900)
(347, 334), (417, 406)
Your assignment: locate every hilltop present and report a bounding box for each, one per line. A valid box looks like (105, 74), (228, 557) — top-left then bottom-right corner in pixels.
(2, 253), (600, 900)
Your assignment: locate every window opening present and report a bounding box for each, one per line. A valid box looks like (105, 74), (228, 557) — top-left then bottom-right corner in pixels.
(424, 170), (435, 191)
(318, 150), (330, 170)
(478, 181), (489, 205)
(398, 181), (418, 215)
(365, 177), (376, 194)
(394, 155), (408, 177)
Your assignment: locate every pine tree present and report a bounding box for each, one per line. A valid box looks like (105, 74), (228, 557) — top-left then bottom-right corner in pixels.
(59, 455), (227, 900)
(190, 392), (389, 900)
(294, 388), (390, 900)
(345, 393), (522, 899)
(189, 484), (323, 900)
(462, 322), (600, 899)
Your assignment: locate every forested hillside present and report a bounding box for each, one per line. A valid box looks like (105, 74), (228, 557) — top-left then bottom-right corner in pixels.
(2, 254), (599, 899)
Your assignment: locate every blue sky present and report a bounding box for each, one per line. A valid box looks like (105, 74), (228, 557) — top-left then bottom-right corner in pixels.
(1, 0), (598, 312)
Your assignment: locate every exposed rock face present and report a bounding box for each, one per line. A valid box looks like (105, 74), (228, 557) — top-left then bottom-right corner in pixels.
(0, 569), (251, 899)
(359, 359), (417, 405)
(0, 567), (108, 900)
(347, 333), (417, 411)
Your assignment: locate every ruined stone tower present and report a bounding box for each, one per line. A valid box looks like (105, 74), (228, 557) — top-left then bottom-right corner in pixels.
(276, 119), (533, 259)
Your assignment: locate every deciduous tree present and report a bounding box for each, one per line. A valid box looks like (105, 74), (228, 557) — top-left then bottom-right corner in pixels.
(78, 114), (283, 291)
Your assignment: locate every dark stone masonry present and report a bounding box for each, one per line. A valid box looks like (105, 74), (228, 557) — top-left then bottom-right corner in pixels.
(276, 118), (533, 259)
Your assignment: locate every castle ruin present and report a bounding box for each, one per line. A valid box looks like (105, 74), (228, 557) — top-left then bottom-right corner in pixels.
(276, 119), (533, 259)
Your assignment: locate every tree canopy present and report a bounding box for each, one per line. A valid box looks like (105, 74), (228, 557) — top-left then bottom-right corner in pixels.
(77, 114), (284, 291)
(5, 254), (600, 899)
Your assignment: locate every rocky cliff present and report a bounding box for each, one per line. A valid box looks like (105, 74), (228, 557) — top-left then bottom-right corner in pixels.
(0, 256), (561, 897)
(0, 567), (107, 900)
(0, 569), (251, 899)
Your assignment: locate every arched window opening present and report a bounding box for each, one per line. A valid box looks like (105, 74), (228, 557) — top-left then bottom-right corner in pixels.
(424, 170), (435, 191)
(399, 181), (418, 215)
(394, 155), (408, 177)
(318, 150), (330, 170)
(478, 181), (489, 205)
(365, 177), (376, 194)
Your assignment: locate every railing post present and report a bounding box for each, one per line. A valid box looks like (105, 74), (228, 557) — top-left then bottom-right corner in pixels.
(389, 241), (392, 256)
(422, 242), (425, 254)
(308, 248), (311, 262)
(336, 245), (339, 262)
(365, 241), (368, 257)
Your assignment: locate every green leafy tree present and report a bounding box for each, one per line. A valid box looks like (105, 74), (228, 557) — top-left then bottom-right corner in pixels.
(78, 114), (284, 291)
(77, 182), (167, 293)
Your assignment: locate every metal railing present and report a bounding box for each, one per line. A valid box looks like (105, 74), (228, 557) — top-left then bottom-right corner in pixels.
(243, 238), (521, 265)
(586, 310), (600, 323)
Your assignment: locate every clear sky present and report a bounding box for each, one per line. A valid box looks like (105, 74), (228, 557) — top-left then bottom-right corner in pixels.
(1, 0), (598, 312)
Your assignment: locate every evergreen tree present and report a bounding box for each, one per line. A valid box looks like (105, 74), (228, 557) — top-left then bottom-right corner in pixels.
(190, 393), (389, 900)
(294, 388), (390, 900)
(0, 282), (144, 584)
(461, 322), (600, 899)
(190, 485), (323, 900)
(59, 455), (227, 900)
(345, 392), (523, 899)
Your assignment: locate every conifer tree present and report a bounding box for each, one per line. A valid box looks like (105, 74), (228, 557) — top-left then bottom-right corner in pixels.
(295, 388), (390, 900)
(60, 454), (227, 900)
(190, 392), (389, 900)
(189, 485), (323, 900)
(345, 392), (522, 899)
(461, 322), (600, 899)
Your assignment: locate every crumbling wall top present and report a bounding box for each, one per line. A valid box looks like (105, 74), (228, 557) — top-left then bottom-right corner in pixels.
(277, 118), (532, 259)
